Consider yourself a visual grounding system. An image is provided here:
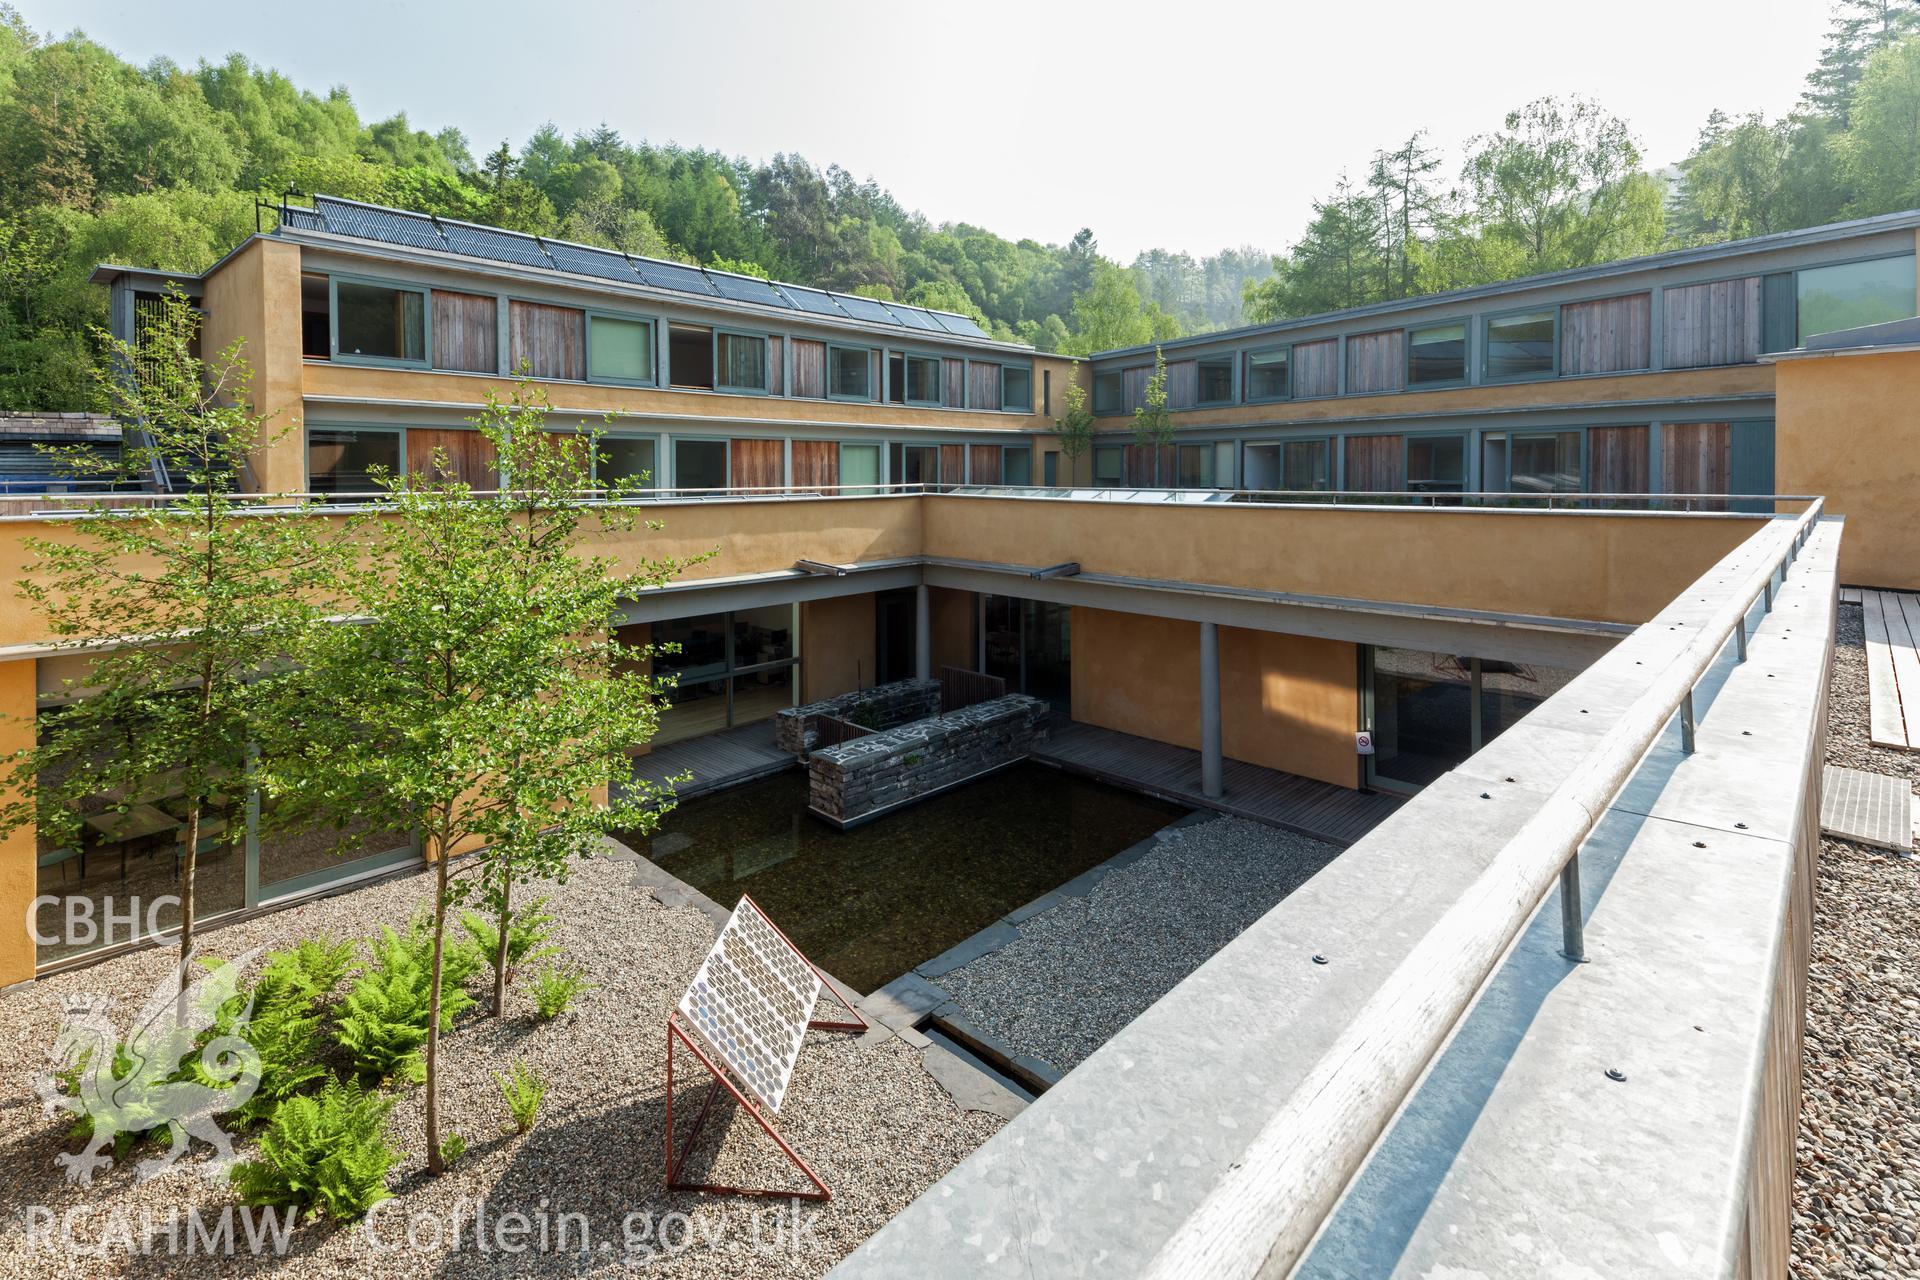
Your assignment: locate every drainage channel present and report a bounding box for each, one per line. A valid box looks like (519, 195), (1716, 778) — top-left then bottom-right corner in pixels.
(920, 1015), (1048, 1102)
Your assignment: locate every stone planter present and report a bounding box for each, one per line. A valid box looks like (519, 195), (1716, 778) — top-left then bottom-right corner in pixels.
(807, 694), (1051, 827)
(775, 678), (941, 755)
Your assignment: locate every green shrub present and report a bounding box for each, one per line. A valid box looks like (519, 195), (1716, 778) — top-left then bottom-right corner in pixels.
(260, 934), (359, 1004)
(460, 897), (560, 992)
(335, 920), (482, 1084)
(440, 1130), (467, 1168)
(231, 1077), (397, 1221)
(497, 1060), (546, 1134)
(531, 962), (593, 1021)
(210, 936), (359, 1126)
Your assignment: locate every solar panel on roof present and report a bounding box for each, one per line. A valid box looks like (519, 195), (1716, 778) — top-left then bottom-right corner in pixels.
(313, 197), (447, 252)
(543, 241), (644, 285)
(776, 285), (850, 318)
(884, 304), (945, 332)
(709, 272), (794, 309)
(631, 258), (720, 296)
(439, 222), (553, 270)
(930, 311), (990, 338)
(278, 207), (327, 231)
(833, 293), (897, 324)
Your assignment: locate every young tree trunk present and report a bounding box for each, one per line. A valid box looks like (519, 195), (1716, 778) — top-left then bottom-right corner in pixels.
(491, 873), (512, 1019)
(425, 831), (449, 1176)
(177, 802), (200, 1012)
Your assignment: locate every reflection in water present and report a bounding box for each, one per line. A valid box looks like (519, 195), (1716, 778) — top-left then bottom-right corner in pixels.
(620, 763), (1184, 994)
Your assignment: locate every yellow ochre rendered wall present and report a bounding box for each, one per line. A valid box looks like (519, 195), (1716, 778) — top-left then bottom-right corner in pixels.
(1774, 348), (1920, 590)
(801, 594), (878, 702)
(0, 658), (37, 985)
(1068, 608), (1360, 790)
(200, 238), (306, 494)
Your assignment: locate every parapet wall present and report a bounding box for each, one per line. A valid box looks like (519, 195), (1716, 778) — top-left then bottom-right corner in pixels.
(807, 694), (1050, 827)
(774, 678), (941, 755)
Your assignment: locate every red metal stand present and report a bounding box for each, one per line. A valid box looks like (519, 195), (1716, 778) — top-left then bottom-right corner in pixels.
(662, 896), (869, 1200)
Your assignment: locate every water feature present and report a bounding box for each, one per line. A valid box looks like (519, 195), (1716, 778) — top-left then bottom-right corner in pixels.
(621, 762), (1184, 994)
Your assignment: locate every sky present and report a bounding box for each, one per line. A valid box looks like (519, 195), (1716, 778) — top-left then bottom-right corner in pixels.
(29, 0), (1838, 262)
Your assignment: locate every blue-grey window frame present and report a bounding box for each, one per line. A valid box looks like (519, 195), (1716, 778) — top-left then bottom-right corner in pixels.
(1194, 354), (1236, 406)
(584, 310), (658, 387)
(827, 343), (875, 402)
(670, 434), (732, 492)
(1000, 362), (1034, 413)
(329, 274), (431, 370)
(1481, 306), (1560, 384)
(1405, 320), (1470, 389)
(1243, 345), (1293, 403)
(713, 329), (772, 396)
(305, 423), (406, 495)
(1092, 369), (1124, 415)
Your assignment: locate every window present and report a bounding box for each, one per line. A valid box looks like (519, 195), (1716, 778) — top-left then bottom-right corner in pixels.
(301, 274), (329, 359)
(887, 353), (906, 404)
(1197, 356), (1234, 405)
(669, 324), (713, 389)
(888, 442), (940, 485)
(333, 279), (426, 364)
(598, 436), (656, 490)
(587, 315), (654, 385)
(1003, 446), (1032, 485)
(1281, 439), (1329, 491)
(1406, 435), (1466, 493)
(1177, 443), (1216, 488)
(1043, 369), (1052, 417)
(1797, 256), (1918, 344)
(308, 428), (399, 494)
(1043, 451), (1059, 485)
(840, 443), (881, 495)
(1002, 364), (1032, 412)
(1484, 310), (1556, 380)
(1408, 322), (1467, 385)
(1245, 347), (1290, 401)
(717, 332), (769, 393)
(828, 345), (871, 400)
(1508, 431), (1581, 494)
(1093, 444), (1124, 485)
(906, 355), (941, 405)
(1093, 371), (1123, 415)
(673, 438), (728, 492)
(647, 606), (800, 745)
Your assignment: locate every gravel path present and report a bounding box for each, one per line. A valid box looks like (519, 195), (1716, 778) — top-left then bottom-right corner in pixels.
(0, 852), (1001, 1278)
(1792, 603), (1920, 1279)
(937, 817), (1340, 1072)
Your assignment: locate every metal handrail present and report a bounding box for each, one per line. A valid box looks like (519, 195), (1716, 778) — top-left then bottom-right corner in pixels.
(1141, 497), (1824, 1280)
(0, 482), (1822, 516)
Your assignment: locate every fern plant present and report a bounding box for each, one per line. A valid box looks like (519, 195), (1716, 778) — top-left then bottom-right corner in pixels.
(231, 1077), (398, 1221)
(497, 1060), (547, 1134)
(335, 921), (482, 1083)
(531, 962), (594, 1021)
(460, 897), (560, 995)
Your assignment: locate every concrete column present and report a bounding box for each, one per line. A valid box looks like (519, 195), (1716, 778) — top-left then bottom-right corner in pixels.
(1199, 622), (1223, 800)
(915, 584), (932, 681)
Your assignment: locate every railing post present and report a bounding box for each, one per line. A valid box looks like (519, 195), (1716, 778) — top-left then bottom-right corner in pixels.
(1558, 854), (1587, 963)
(1763, 578), (1773, 612)
(1681, 689), (1696, 754)
(1736, 616), (1747, 662)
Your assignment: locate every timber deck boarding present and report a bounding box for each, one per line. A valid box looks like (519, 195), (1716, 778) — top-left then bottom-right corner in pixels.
(1032, 719), (1401, 847)
(1858, 589), (1920, 750)
(622, 719), (794, 802)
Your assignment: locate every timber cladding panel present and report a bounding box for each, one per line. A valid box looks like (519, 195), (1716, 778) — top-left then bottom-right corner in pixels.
(768, 335), (784, 396)
(730, 438), (783, 491)
(1561, 293), (1651, 375)
(1122, 364), (1153, 413)
(1664, 278), (1763, 369)
(790, 440), (838, 491)
(1662, 422), (1732, 494)
(791, 339), (826, 399)
(508, 300), (585, 381)
(1164, 359), (1198, 410)
(1293, 339), (1340, 398)
(1344, 434), (1406, 490)
(406, 427), (496, 486)
(969, 444), (1001, 484)
(432, 290), (497, 373)
(969, 362), (1003, 411)
(1345, 330), (1406, 395)
(939, 443), (965, 484)
(943, 358), (965, 408)
(1587, 425), (1651, 494)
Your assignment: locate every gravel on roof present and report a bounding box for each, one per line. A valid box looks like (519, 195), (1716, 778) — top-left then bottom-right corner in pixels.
(1792, 602), (1920, 1278)
(936, 816), (1340, 1072)
(0, 852), (1002, 1278)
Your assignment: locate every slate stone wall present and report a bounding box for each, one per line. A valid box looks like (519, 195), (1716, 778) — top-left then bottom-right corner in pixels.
(774, 679), (941, 755)
(808, 694), (1051, 825)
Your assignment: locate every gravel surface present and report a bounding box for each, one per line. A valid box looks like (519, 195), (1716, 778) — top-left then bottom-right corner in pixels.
(937, 816), (1340, 1071)
(1792, 603), (1920, 1279)
(0, 853), (1001, 1278)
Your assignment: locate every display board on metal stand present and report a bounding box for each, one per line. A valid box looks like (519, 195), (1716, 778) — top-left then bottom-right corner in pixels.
(665, 894), (867, 1200)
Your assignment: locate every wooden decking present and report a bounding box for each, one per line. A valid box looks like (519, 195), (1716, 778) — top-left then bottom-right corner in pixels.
(1032, 720), (1401, 847)
(621, 719), (794, 802)
(1859, 589), (1920, 750)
